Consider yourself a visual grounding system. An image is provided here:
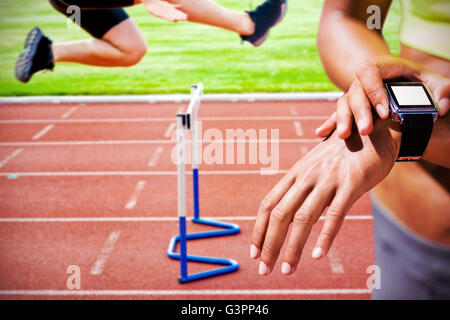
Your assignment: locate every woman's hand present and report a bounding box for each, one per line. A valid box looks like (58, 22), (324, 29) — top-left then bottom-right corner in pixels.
(143, 0), (188, 22)
(315, 55), (450, 139)
(251, 117), (402, 276)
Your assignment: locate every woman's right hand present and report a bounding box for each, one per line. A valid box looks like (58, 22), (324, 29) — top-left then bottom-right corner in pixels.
(315, 55), (450, 139)
(143, 0), (188, 23)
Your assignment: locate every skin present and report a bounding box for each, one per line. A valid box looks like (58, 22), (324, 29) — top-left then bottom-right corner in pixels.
(251, 0), (450, 276)
(53, 0), (255, 67)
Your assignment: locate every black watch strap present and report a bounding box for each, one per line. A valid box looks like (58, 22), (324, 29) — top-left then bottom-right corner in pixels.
(397, 114), (434, 161)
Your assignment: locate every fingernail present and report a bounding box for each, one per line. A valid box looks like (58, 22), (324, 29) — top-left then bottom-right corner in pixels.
(337, 124), (345, 135)
(250, 244), (259, 259)
(259, 261), (269, 275)
(357, 119), (368, 131)
(312, 247), (323, 259)
(376, 104), (388, 118)
(281, 262), (292, 275)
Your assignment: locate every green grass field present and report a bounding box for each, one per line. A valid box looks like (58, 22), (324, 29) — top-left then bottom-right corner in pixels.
(0, 0), (401, 96)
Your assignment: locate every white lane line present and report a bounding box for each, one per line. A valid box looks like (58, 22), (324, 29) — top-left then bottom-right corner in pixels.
(0, 138), (321, 147)
(0, 116), (328, 124)
(147, 146), (163, 167)
(61, 106), (78, 119)
(0, 170), (289, 177)
(293, 121), (304, 137)
(327, 247), (345, 274)
(0, 288), (371, 296)
(31, 124), (54, 140)
(124, 181), (146, 210)
(289, 106), (298, 116)
(0, 149), (23, 168)
(163, 122), (176, 138)
(90, 231), (121, 276)
(0, 91), (343, 104)
(0, 215), (372, 223)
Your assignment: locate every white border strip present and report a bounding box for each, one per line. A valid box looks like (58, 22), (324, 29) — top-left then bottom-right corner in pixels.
(0, 288), (371, 296)
(0, 215), (372, 223)
(0, 116), (329, 124)
(0, 92), (343, 105)
(0, 170), (289, 177)
(0, 138), (321, 147)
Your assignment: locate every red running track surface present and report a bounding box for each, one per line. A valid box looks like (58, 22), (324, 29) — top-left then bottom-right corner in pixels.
(0, 100), (374, 300)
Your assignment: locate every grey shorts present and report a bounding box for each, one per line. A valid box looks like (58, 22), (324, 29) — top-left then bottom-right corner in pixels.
(371, 195), (450, 299)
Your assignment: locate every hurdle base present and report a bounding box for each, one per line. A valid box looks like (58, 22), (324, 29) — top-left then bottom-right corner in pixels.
(167, 218), (240, 284)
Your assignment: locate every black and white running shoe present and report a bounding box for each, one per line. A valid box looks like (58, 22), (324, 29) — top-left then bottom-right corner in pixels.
(15, 26), (54, 83)
(240, 0), (287, 47)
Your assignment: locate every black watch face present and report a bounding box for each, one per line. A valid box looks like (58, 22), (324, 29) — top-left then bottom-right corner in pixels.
(386, 82), (436, 109)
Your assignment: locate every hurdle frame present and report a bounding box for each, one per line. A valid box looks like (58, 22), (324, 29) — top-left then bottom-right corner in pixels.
(167, 83), (240, 284)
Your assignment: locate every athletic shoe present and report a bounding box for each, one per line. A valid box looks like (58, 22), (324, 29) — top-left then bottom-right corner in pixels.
(240, 0), (287, 47)
(15, 26), (54, 83)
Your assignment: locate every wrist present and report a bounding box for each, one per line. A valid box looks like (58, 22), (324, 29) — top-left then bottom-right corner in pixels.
(371, 117), (402, 162)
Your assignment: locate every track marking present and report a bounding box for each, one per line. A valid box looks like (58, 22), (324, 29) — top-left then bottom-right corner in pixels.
(293, 121), (304, 137)
(124, 181), (146, 210)
(147, 146), (163, 167)
(0, 170), (289, 177)
(0, 138), (321, 147)
(0, 148), (23, 168)
(0, 91), (343, 104)
(61, 106), (78, 119)
(327, 246), (344, 274)
(90, 231), (121, 275)
(164, 122), (176, 138)
(0, 215), (372, 223)
(31, 124), (54, 140)
(0, 116), (328, 124)
(0, 288), (371, 296)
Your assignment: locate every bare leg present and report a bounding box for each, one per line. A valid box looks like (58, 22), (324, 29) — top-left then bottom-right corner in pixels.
(52, 18), (147, 67)
(161, 0), (255, 36)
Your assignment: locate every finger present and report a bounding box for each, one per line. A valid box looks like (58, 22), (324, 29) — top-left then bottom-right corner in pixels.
(315, 112), (337, 138)
(258, 181), (312, 275)
(167, 7), (187, 20)
(438, 98), (450, 116)
(173, 11), (188, 21)
(281, 186), (333, 275)
(355, 62), (390, 119)
(348, 81), (373, 136)
(312, 189), (354, 260)
(251, 173), (295, 259)
(336, 95), (353, 139)
(419, 73), (450, 116)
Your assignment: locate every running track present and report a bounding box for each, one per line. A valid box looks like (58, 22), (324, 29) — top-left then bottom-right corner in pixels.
(0, 100), (374, 300)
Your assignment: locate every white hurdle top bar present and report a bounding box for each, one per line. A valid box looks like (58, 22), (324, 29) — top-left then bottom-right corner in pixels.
(176, 83), (203, 218)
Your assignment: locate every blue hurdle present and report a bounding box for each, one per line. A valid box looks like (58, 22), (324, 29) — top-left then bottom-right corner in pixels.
(167, 83), (241, 284)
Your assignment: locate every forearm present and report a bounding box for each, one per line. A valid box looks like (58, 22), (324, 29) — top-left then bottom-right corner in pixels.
(317, 0), (392, 91)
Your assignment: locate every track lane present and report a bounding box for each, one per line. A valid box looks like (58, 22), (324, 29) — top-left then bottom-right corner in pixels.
(0, 220), (373, 300)
(0, 99), (374, 300)
(0, 175), (372, 218)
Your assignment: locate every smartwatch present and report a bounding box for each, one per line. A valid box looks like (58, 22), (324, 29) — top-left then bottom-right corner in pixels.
(385, 82), (439, 161)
